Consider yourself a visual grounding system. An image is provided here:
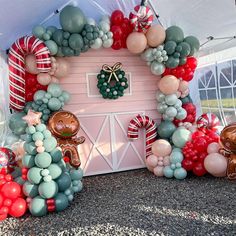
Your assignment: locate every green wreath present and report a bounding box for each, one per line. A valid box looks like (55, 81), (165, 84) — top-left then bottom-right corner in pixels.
(97, 62), (129, 99)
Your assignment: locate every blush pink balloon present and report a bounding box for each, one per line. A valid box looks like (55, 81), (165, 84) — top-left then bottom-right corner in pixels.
(146, 155), (158, 168)
(163, 156), (170, 166)
(153, 166), (164, 177)
(178, 81), (189, 92)
(158, 75), (180, 95)
(51, 76), (59, 84)
(204, 153), (227, 177)
(152, 139), (172, 157)
(25, 54), (40, 74)
(37, 73), (52, 85)
(146, 25), (166, 47)
(207, 142), (220, 154)
(54, 58), (69, 78)
(126, 32), (147, 54)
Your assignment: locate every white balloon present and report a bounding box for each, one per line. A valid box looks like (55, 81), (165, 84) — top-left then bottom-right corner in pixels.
(103, 39), (113, 48)
(101, 15), (110, 24)
(99, 21), (110, 33)
(107, 31), (113, 39)
(99, 30), (104, 37)
(91, 38), (103, 49)
(87, 18), (96, 26)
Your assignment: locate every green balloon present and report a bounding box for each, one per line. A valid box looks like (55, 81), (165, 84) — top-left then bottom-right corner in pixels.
(56, 47), (64, 57)
(22, 154), (35, 168)
(158, 121), (176, 139)
(176, 108), (187, 120)
(38, 180), (58, 199)
(35, 152), (52, 168)
(48, 98), (62, 111)
(70, 168), (83, 180)
(43, 33), (51, 41)
(61, 91), (71, 103)
(52, 29), (64, 46)
(14, 176), (25, 185)
(9, 112), (27, 135)
(150, 61), (165, 75)
(164, 41), (177, 55)
(165, 94), (178, 105)
(56, 172), (72, 191)
(33, 90), (46, 101)
(29, 196), (47, 216)
(68, 33), (84, 50)
(48, 83), (62, 97)
(181, 95), (192, 104)
(50, 148), (63, 163)
(48, 164), (62, 179)
(46, 26), (57, 34)
(62, 46), (74, 56)
(45, 40), (58, 55)
(166, 56), (179, 69)
(55, 193), (69, 212)
(24, 142), (37, 155)
(179, 57), (187, 65)
(172, 147), (182, 153)
(62, 39), (69, 47)
(178, 42), (191, 57)
(43, 137), (57, 152)
(23, 181), (39, 197)
(184, 36), (200, 56)
(172, 128), (191, 148)
(27, 167), (43, 184)
(32, 25), (45, 39)
(166, 26), (184, 43)
(60, 6), (86, 33)
(57, 160), (67, 171)
(170, 151), (183, 164)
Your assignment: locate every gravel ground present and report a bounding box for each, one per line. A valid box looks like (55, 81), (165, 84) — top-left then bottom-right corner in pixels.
(0, 169), (236, 236)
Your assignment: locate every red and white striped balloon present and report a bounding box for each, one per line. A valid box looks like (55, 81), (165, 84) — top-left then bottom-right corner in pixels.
(197, 113), (220, 132)
(8, 36), (51, 111)
(127, 114), (157, 157)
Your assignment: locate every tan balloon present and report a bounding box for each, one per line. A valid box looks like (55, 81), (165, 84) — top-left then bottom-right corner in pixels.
(37, 73), (52, 85)
(126, 32), (147, 54)
(54, 57), (69, 78)
(178, 80), (189, 92)
(146, 25), (166, 47)
(158, 75), (180, 95)
(151, 139), (172, 157)
(25, 54), (39, 74)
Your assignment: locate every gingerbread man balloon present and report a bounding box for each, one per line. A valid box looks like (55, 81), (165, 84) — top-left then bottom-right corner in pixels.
(220, 123), (236, 180)
(48, 111), (85, 168)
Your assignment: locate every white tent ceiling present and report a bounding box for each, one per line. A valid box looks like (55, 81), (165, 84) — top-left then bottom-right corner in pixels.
(0, 0), (236, 55)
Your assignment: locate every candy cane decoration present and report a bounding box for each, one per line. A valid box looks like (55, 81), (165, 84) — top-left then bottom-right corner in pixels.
(8, 35), (51, 111)
(197, 113), (220, 132)
(127, 114), (157, 157)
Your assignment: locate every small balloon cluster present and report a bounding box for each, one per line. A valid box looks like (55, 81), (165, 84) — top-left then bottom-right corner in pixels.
(0, 171), (27, 220)
(21, 111), (83, 216)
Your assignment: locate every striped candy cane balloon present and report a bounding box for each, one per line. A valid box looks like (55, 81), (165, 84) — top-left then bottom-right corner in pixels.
(196, 113), (220, 132)
(8, 35), (52, 111)
(127, 114), (157, 158)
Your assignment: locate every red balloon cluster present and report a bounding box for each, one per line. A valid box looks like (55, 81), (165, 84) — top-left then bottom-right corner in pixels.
(173, 103), (196, 126)
(111, 10), (134, 50)
(182, 129), (219, 176)
(0, 171), (27, 221)
(163, 57), (198, 81)
(25, 72), (48, 102)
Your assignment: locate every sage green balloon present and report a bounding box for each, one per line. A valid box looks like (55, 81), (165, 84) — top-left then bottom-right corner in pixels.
(61, 91), (71, 103)
(176, 108), (187, 120)
(178, 42), (191, 57)
(29, 196), (47, 216)
(43, 137), (57, 152)
(166, 26), (184, 43)
(56, 47), (64, 57)
(62, 46), (74, 56)
(60, 6), (86, 33)
(57, 160), (67, 171)
(46, 26), (57, 34)
(14, 176), (25, 185)
(158, 120), (176, 139)
(151, 61), (165, 75)
(48, 164), (62, 179)
(55, 193), (69, 212)
(52, 29), (64, 46)
(179, 57), (187, 66)
(45, 40), (58, 55)
(184, 36), (200, 56)
(141, 48), (155, 62)
(70, 168), (83, 180)
(56, 172), (72, 191)
(166, 56), (179, 69)
(24, 142), (37, 155)
(50, 148), (63, 163)
(33, 90), (46, 101)
(23, 181), (39, 197)
(165, 107), (177, 117)
(27, 167), (43, 184)
(38, 180), (58, 199)
(48, 98), (62, 111)
(32, 25), (45, 39)
(68, 33), (84, 50)
(172, 128), (191, 148)
(35, 152), (52, 168)
(22, 154), (35, 168)
(9, 112), (27, 135)
(164, 41), (177, 55)
(165, 94), (178, 105)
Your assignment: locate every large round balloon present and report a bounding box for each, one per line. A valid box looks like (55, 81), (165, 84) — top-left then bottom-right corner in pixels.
(146, 25), (166, 47)
(165, 26), (184, 43)
(151, 139), (172, 157)
(9, 112), (27, 136)
(54, 58), (70, 78)
(158, 75), (180, 95)
(158, 121), (176, 139)
(172, 127), (191, 148)
(184, 36), (200, 56)
(55, 193), (69, 212)
(126, 32), (147, 54)
(29, 196), (47, 216)
(60, 6), (86, 33)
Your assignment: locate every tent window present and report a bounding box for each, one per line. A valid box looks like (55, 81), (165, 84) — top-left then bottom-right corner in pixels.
(196, 58), (236, 126)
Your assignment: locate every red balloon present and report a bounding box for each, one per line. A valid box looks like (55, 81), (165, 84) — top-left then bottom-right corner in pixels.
(192, 162), (207, 176)
(9, 198), (27, 218)
(176, 66), (185, 78)
(112, 40), (122, 50)
(192, 137), (208, 153)
(3, 199), (12, 207)
(0, 206), (9, 214)
(182, 159), (193, 171)
(183, 71), (194, 82)
(111, 25), (123, 40)
(0, 194), (3, 208)
(111, 10), (124, 25)
(1, 182), (21, 199)
(187, 57), (198, 70)
(191, 130), (205, 140)
(0, 213), (7, 221)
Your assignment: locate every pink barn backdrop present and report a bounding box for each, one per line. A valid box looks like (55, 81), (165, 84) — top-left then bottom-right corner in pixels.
(60, 48), (161, 176)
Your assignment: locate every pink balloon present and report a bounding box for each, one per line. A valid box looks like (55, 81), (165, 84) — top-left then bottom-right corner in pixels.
(157, 161), (164, 166)
(25, 54), (39, 74)
(146, 155), (158, 168)
(126, 32), (147, 54)
(207, 142), (220, 154)
(152, 139), (172, 157)
(158, 75), (180, 95)
(163, 156), (170, 166)
(37, 73), (52, 85)
(51, 76), (59, 84)
(153, 166), (164, 177)
(146, 25), (166, 47)
(54, 58), (69, 78)
(147, 165), (154, 173)
(178, 81), (189, 92)
(204, 153), (227, 177)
